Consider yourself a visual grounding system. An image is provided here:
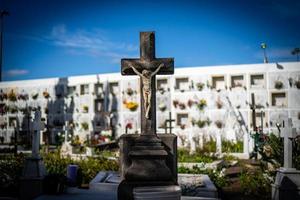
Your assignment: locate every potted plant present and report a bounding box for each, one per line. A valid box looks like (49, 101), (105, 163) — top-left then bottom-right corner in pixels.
(197, 99), (207, 111)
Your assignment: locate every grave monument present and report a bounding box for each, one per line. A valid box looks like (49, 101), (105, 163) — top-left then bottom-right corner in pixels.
(118, 32), (178, 200)
(20, 109), (46, 200)
(272, 118), (300, 200)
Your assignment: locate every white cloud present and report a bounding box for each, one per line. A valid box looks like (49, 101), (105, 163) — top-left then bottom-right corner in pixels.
(5, 69), (29, 77)
(49, 24), (138, 62)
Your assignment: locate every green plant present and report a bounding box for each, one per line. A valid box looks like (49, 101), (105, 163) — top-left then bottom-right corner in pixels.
(222, 140), (243, 153)
(202, 138), (217, 153)
(178, 166), (228, 189)
(177, 148), (214, 163)
(43, 150), (73, 175)
(7, 90), (17, 102)
(0, 154), (25, 190)
(239, 170), (272, 199)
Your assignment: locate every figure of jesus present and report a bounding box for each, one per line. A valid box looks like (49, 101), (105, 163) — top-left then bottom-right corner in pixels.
(129, 63), (164, 119)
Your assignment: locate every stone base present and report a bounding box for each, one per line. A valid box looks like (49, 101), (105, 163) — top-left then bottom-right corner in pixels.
(119, 134), (177, 182)
(133, 185), (181, 200)
(19, 156), (46, 200)
(118, 134), (178, 200)
(118, 180), (176, 200)
(272, 168), (300, 200)
(19, 177), (44, 200)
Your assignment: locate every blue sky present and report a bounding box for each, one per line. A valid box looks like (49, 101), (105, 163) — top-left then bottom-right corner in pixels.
(1, 0), (300, 81)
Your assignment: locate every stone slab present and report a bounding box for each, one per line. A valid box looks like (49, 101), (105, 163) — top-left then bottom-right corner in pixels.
(178, 174), (218, 198)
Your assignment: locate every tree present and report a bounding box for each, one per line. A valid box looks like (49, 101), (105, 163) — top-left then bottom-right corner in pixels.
(291, 47), (300, 61)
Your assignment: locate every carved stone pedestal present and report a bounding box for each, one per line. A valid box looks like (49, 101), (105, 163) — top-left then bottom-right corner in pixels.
(118, 134), (178, 200)
(272, 168), (300, 200)
(20, 156), (46, 200)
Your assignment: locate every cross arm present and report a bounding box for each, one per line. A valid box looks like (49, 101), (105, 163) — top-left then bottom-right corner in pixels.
(121, 58), (174, 75)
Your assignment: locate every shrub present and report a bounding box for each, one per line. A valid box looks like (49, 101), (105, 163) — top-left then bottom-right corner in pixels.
(178, 148), (214, 163)
(239, 170), (272, 199)
(222, 140), (243, 153)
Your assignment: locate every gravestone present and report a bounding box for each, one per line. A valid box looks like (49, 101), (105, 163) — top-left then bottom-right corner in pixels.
(272, 118), (300, 200)
(118, 32), (178, 200)
(20, 109), (46, 200)
(61, 121), (73, 155)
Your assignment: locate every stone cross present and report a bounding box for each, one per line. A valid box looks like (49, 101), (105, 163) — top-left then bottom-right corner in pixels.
(32, 110), (42, 157)
(280, 118), (297, 169)
(121, 32), (174, 135)
(164, 112), (175, 134)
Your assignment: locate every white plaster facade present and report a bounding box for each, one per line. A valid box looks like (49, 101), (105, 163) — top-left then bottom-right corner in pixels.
(0, 62), (299, 154)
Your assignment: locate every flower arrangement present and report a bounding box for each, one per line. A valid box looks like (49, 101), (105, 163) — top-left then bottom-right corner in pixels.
(158, 87), (166, 94)
(0, 122), (7, 129)
(8, 105), (18, 113)
(8, 90), (17, 102)
(126, 88), (135, 96)
(158, 103), (167, 112)
(216, 99), (223, 109)
(71, 135), (81, 146)
(43, 91), (50, 98)
(196, 82), (205, 91)
(215, 120), (223, 129)
(188, 99), (195, 108)
(83, 105), (89, 113)
(193, 118), (211, 128)
(0, 91), (7, 101)
(173, 100), (179, 108)
(180, 124), (186, 130)
(274, 80), (283, 89)
(178, 102), (186, 110)
(17, 93), (28, 101)
(125, 122), (133, 130)
(81, 122), (89, 131)
(197, 99), (207, 111)
(124, 101), (138, 111)
(31, 93), (39, 100)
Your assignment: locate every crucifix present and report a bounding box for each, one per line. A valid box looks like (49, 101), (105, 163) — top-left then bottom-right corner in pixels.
(280, 118), (297, 169)
(121, 32), (174, 136)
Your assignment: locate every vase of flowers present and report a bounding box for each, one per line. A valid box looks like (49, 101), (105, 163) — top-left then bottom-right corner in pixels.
(8, 90), (17, 102)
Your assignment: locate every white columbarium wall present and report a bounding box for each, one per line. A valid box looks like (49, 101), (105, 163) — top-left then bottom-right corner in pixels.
(0, 62), (299, 156)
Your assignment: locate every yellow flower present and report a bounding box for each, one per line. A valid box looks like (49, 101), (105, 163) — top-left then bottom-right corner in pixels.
(125, 101), (138, 111)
